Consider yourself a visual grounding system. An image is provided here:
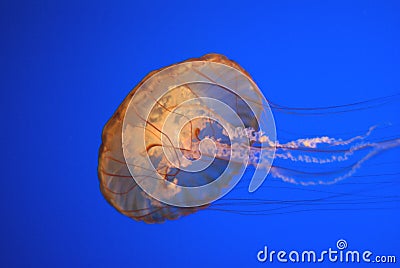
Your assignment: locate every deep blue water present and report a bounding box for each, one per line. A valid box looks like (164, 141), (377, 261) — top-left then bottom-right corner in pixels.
(1, 1), (399, 267)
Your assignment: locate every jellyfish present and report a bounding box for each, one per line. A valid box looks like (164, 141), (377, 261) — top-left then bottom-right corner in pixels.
(98, 54), (400, 223)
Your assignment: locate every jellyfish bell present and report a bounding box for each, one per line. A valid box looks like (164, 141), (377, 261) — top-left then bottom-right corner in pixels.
(98, 54), (276, 223)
